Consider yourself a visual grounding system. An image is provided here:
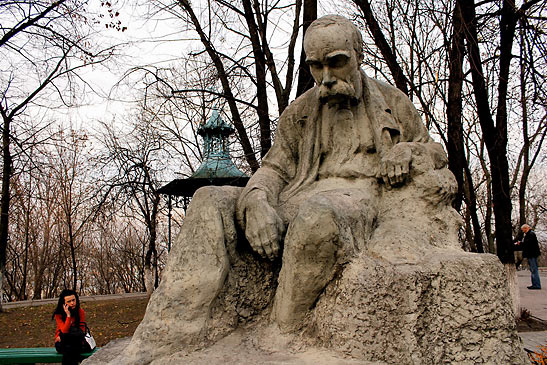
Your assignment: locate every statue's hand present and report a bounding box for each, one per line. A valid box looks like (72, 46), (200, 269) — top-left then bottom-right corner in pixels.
(244, 192), (285, 261)
(378, 143), (412, 187)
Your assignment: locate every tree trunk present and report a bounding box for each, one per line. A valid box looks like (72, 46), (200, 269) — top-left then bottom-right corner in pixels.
(145, 194), (160, 294)
(296, 0), (317, 97)
(0, 114), (12, 311)
(446, 0), (466, 212)
(242, 0), (271, 158)
(518, 18), (530, 229)
(178, 1), (260, 171)
(353, 0), (410, 95)
(463, 206), (476, 251)
(66, 214), (78, 291)
(33, 270), (43, 300)
(460, 0), (514, 264)
(21, 195), (31, 300)
(463, 165), (484, 252)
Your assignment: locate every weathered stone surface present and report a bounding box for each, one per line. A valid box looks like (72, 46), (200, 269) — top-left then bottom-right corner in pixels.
(82, 338), (131, 365)
(87, 324), (373, 365)
(308, 252), (526, 364)
(112, 186), (277, 364)
(94, 150), (527, 364)
(89, 14), (527, 365)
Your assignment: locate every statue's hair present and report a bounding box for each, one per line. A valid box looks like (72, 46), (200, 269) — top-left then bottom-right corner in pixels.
(305, 15), (363, 57)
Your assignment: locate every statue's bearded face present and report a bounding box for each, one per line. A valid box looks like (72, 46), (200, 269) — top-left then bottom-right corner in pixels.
(304, 26), (363, 107)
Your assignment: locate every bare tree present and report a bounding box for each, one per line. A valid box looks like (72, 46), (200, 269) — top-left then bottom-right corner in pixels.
(296, 0), (318, 97)
(97, 113), (169, 294)
(349, 0), (486, 251)
(0, 0), (119, 310)
(513, 14), (547, 229)
(51, 129), (98, 292)
(458, 0), (543, 266)
(150, 0), (306, 170)
(352, 0), (410, 95)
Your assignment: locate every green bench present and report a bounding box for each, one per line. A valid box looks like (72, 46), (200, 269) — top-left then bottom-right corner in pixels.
(0, 348), (97, 364)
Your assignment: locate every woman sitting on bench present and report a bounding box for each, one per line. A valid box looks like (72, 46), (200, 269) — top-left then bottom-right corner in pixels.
(52, 289), (87, 365)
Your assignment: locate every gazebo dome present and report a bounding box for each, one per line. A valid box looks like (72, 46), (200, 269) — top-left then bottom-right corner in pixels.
(197, 108), (234, 137)
(191, 107), (247, 179)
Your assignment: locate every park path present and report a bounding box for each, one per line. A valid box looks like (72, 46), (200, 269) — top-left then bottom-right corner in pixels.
(1, 292), (148, 309)
(518, 268), (547, 356)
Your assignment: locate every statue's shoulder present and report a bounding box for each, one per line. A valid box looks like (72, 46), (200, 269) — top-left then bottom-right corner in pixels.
(367, 77), (410, 103)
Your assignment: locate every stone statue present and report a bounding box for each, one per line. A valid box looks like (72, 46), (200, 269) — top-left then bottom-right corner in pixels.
(105, 15), (526, 365)
(236, 15), (446, 331)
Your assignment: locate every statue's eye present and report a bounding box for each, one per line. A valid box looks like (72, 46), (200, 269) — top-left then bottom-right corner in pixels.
(307, 61), (322, 70)
(328, 54), (349, 68)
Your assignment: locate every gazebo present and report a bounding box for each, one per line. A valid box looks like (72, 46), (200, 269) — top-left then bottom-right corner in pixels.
(158, 106), (249, 250)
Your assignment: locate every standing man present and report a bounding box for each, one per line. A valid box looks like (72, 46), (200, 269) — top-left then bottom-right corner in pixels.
(519, 224), (542, 290)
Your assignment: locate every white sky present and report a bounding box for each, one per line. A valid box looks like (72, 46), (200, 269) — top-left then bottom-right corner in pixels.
(60, 2), (195, 129)
(59, 1), (347, 130)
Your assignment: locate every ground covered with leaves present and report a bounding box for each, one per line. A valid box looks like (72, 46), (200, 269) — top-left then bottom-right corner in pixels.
(0, 298), (148, 348)
(1, 296), (545, 349)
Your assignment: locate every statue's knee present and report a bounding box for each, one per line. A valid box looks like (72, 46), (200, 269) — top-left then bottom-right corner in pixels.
(192, 186), (240, 209)
(183, 186), (242, 229)
(288, 196), (339, 249)
(193, 186), (225, 201)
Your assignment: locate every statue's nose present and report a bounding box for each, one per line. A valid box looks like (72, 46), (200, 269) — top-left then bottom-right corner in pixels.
(322, 69), (336, 88)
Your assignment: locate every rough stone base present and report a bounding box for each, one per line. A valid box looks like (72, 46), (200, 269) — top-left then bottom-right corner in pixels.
(307, 250), (527, 364)
(83, 169), (527, 364)
(85, 249), (527, 365)
(83, 323), (375, 365)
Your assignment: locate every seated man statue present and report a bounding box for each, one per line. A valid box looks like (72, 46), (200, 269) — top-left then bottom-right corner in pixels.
(117, 15), (525, 365)
(236, 14), (446, 330)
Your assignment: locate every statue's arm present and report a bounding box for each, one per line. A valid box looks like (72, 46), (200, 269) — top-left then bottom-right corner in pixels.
(378, 86), (447, 187)
(236, 108), (300, 260)
(236, 166), (287, 260)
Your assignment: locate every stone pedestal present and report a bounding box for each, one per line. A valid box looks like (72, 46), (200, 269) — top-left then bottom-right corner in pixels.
(89, 169), (527, 364)
(309, 251), (527, 364)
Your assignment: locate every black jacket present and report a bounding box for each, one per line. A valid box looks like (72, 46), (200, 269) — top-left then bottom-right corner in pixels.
(522, 230), (541, 258)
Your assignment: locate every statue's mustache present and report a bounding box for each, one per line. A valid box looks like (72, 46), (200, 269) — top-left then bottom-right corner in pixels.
(318, 80), (357, 105)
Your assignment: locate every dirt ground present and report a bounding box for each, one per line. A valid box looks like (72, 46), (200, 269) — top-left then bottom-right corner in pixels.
(0, 298), (148, 348)
(517, 316), (547, 332)
(1, 295), (545, 351)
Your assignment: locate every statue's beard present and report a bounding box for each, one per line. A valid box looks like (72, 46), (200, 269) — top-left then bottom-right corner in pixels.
(319, 79), (359, 108)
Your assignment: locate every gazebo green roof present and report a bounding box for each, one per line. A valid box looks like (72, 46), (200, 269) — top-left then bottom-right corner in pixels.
(197, 108), (234, 136)
(158, 106), (249, 198)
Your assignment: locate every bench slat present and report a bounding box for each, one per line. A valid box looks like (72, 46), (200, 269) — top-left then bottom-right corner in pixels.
(0, 348), (96, 364)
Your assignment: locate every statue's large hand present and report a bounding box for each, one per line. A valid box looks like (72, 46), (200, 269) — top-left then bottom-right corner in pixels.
(244, 193), (285, 261)
(378, 143), (412, 187)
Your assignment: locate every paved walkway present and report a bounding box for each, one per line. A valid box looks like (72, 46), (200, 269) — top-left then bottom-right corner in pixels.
(518, 268), (547, 357)
(518, 269), (547, 318)
(1, 292), (148, 309)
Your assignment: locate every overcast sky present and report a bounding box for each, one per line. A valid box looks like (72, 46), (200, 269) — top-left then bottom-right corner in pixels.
(60, 2), (192, 129)
(65, 1), (346, 131)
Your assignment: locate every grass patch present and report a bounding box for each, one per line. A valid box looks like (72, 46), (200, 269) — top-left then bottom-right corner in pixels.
(0, 298), (148, 348)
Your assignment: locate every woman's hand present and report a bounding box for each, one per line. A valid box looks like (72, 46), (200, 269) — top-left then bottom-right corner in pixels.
(63, 304), (71, 317)
(55, 336), (61, 343)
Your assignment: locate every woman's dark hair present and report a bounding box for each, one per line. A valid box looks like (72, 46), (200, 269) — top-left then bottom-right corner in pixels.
(51, 289), (81, 325)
